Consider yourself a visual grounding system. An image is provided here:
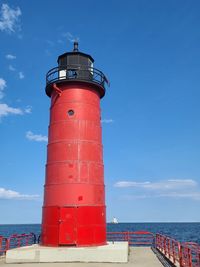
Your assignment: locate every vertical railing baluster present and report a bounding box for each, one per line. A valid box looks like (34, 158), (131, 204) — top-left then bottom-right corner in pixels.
(179, 244), (183, 267)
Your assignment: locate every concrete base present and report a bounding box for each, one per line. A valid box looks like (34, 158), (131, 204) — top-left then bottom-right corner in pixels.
(6, 242), (128, 264)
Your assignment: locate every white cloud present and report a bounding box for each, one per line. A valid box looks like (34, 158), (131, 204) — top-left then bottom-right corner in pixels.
(18, 71), (24, 79)
(26, 131), (48, 142)
(6, 54), (16, 59)
(115, 181), (150, 188)
(0, 78), (30, 121)
(0, 187), (39, 200)
(0, 103), (23, 118)
(115, 179), (200, 201)
(62, 32), (80, 43)
(121, 194), (150, 200)
(114, 179), (197, 189)
(122, 192), (200, 201)
(8, 64), (16, 71)
(0, 78), (6, 90)
(24, 106), (32, 114)
(0, 3), (21, 33)
(158, 192), (200, 200)
(101, 119), (114, 123)
(0, 78), (6, 99)
(0, 91), (5, 99)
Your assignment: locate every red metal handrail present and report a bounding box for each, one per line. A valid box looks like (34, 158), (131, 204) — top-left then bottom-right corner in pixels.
(0, 233), (36, 254)
(156, 233), (180, 264)
(1, 230), (200, 267)
(107, 231), (155, 246)
(156, 234), (200, 267)
(181, 242), (200, 267)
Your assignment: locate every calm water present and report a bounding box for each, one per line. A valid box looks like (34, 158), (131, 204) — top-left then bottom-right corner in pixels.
(0, 223), (200, 244)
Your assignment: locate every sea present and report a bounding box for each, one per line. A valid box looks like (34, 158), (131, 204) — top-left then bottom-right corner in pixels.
(0, 223), (200, 244)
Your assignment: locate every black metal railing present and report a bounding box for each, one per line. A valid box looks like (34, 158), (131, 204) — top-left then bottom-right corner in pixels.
(46, 64), (109, 89)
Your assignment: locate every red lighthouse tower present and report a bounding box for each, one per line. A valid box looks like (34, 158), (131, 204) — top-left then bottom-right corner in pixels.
(41, 42), (109, 247)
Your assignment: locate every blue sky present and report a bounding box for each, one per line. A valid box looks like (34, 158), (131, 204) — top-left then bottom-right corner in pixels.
(0, 0), (200, 223)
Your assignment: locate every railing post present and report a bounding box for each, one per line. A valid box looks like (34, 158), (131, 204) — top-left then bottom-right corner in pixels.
(172, 240), (175, 264)
(159, 235), (162, 250)
(160, 235), (162, 250)
(6, 238), (10, 252)
(127, 232), (130, 245)
(188, 248), (192, 267)
(26, 235), (28, 246)
(167, 238), (170, 258)
(153, 234), (156, 248)
(0, 236), (2, 252)
(179, 244), (183, 267)
(155, 234), (158, 248)
(18, 236), (21, 248)
(164, 236), (166, 255)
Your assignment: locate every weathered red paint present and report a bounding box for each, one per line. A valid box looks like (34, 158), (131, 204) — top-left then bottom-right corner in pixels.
(41, 81), (106, 246)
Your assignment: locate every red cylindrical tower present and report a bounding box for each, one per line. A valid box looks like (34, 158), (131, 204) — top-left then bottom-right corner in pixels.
(41, 42), (108, 247)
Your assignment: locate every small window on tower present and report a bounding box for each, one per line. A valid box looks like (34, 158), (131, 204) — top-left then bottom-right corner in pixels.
(67, 109), (74, 116)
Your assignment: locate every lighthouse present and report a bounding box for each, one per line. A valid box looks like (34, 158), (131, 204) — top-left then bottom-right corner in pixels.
(41, 42), (109, 247)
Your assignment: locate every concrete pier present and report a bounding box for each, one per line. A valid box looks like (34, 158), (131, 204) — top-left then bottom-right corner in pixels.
(0, 247), (164, 266)
(5, 242), (129, 264)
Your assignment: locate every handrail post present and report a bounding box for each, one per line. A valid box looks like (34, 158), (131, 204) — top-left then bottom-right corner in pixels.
(127, 231), (130, 245)
(164, 236), (166, 255)
(158, 235), (161, 250)
(0, 236), (2, 253)
(6, 238), (10, 252)
(155, 234), (158, 248)
(26, 235), (28, 246)
(161, 235), (163, 252)
(166, 237), (168, 256)
(179, 244), (183, 267)
(188, 247), (192, 267)
(172, 240), (175, 264)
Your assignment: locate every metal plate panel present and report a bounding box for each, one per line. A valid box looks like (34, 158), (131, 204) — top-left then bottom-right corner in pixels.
(59, 207), (76, 245)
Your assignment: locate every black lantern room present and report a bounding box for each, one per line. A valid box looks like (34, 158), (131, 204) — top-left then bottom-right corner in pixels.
(45, 42), (108, 98)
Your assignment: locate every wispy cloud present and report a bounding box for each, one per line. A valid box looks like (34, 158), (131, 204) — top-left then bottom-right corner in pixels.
(26, 131), (48, 142)
(24, 105), (32, 114)
(8, 64), (16, 71)
(114, 179), (197, 189)
(62, 32), (80, 43)
(0, 3), (22, 33)
(6, 54), (16, 60)
(0, 103), (23, 118)
(7, 64), (24, 79)
(0, 78), (6, 99)
(0, 187), (39, 200)
(115, 179), (200, 201)
(0, 103), (31, 119)
(101, 119), (114, 124)
(0, 78), (31, 121)
(158, 192), (200, 201)
(122, 192), (200, 201)
(44, 32), (79, 57)
(18, 71), (24, 79)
